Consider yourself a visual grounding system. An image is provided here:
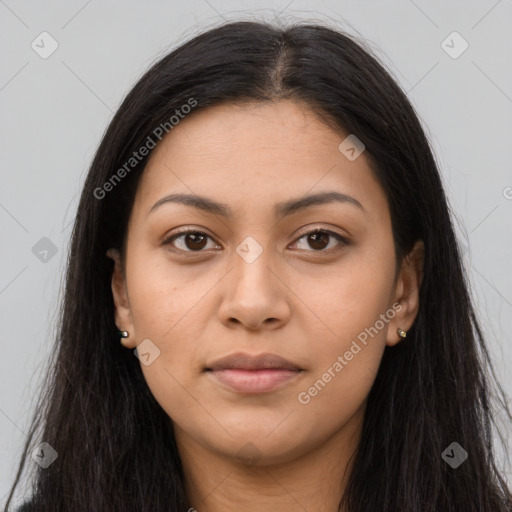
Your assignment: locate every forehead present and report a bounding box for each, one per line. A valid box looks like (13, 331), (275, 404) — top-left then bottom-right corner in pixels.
(131, 99), (388, 223)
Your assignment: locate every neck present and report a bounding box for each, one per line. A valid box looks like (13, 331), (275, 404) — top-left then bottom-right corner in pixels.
(175, 410), (363, 512)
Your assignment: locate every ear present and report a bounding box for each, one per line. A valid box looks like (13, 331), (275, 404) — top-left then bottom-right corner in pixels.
(386, 239), (425, 347)
(106, 248), (137, 349)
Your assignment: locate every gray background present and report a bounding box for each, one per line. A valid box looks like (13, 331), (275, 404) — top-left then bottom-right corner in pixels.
(1, 0), (511, 505)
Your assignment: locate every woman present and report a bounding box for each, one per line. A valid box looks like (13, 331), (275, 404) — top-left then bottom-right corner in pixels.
(6, 19), (512, 511)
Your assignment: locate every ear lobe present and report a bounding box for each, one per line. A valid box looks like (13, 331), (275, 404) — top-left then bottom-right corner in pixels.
(106, 248), (136, 348)
(386, 240), (425, 347)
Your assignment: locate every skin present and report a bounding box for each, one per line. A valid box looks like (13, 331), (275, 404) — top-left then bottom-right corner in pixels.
(108, 99), (424, 512)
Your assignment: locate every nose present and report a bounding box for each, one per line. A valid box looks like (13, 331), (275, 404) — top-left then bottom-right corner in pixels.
(217, 242), (292, 331)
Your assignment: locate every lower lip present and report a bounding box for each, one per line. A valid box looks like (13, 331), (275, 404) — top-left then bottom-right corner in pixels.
(207, 368), (302, 394)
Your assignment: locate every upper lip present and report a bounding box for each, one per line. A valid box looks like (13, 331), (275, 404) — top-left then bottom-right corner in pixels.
(205, 352), (302, 371)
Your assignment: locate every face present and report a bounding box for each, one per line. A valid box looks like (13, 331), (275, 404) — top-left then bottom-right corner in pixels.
(108, 99), (424, 466)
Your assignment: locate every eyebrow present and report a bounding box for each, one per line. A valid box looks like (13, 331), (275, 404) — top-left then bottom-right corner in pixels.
(147, 191), (365, 219)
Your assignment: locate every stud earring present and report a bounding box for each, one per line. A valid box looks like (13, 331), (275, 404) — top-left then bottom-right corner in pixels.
(397, 328), (407, 339)
(118, 330), (129, 339)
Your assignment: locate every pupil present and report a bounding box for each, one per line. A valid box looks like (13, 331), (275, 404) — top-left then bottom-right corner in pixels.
(186, 233), (207, 250)
(309, 231), (328, 250)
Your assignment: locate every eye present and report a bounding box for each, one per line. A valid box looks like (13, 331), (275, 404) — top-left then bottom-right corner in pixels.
(163, 229), (220, 252)
(290, 229), (348, 252)
(163, 227), (348, 254)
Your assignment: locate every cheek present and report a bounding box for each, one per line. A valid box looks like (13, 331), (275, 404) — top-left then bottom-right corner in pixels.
(293, 249), (396, 345)
(291, 246), (394, 414)
(291, 315), (386, 451)
(124, 250), (219, 421)
(126, 246), (210, 337)
(140, 361), (200, 423)
(297, 334), (385, 409)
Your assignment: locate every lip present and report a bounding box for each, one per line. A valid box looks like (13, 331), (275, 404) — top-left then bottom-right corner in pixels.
(206, 352), (302, 372)
(208, 368), (302, 394)
(204, 352), (303, 394)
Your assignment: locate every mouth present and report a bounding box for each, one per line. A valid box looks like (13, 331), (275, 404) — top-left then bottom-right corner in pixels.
(204, 352), (304, 394)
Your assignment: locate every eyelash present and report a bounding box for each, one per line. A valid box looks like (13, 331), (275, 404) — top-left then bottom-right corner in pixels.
(162, 227), (349, 254)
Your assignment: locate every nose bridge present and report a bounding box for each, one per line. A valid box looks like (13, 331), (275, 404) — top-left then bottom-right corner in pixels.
(218, 233), (290, 329)
(232, 234), (276, 297)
